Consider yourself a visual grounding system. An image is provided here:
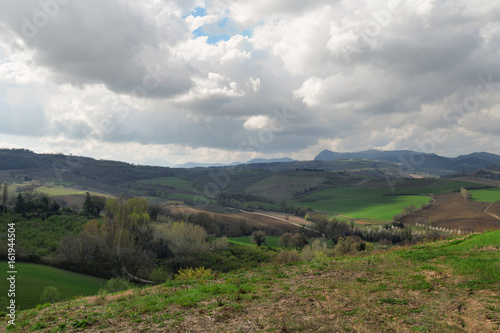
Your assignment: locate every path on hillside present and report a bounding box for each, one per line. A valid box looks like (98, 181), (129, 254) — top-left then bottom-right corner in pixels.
(237, 209), (323, 235)
(484, 203), (500, 221)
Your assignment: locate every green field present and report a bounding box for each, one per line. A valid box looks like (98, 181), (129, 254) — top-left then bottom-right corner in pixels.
(294, 187), (432, 221)
(228, 236), (282, 248)
(0, 262), (106, 310)
(469, 188), (500, 202)
(138, 177), (195, 192)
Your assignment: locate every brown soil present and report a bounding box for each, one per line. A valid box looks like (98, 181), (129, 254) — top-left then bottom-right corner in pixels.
(402, 192), (500, 231)
(485, 201), (500, 219)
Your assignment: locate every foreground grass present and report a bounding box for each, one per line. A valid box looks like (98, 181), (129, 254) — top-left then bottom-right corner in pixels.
(2, 231), (499, 332)
(0, 262), (106, 310)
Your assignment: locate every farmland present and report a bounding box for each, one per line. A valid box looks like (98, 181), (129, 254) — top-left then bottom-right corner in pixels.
(0, 262), (106, 310)
(469, 187), (500, 202)
(294, 187), (432, 221)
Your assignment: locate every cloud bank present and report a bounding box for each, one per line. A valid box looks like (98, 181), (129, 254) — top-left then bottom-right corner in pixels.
(0, 0), (499, 164)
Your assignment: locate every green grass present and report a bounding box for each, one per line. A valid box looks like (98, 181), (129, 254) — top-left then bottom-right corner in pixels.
(400, 230), (500, 288)
(6, 231), (500, 332)
(294, 187), (431, 221)
(227, 236), (282, 248)
(469, 188), (500, 202)
(138, 177), (195, 192)
(26, 186), (109, 198)
(0, 262), (106, 310)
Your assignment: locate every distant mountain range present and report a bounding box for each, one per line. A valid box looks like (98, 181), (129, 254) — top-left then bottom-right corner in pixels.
(314, 149), (500, 174)
(175, 157), (295, 168)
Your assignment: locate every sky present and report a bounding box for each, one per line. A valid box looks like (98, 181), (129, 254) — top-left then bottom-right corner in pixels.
(0, 0), (499, 166)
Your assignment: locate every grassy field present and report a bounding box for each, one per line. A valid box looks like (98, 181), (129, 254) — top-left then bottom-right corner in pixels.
(294, 187), (432, 221)
(0, 262), (106, 310)
(469, 187), (500, 202)
(227, 236), (282, 248)
(5, 231), (499, 332)
(138, 177), (195, 192)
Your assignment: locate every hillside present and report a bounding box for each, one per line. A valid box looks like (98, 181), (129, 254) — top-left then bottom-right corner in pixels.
(3, 231), (499, 332)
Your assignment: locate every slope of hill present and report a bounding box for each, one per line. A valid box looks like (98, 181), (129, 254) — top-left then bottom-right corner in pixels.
(4, 231), (499, 332)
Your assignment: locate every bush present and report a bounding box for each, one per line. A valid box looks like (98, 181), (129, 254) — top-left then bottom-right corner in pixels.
(104, 278), (134, 293)
(174, 267), (213, 282)
(40, 286), (61, 304)
(301, 239), (334, 261)
(274, 250), (301, 264)
(149, 268), (170, 283)
(334, 236), (362, 256)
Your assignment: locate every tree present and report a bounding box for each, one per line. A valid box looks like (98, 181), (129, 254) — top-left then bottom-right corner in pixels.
(2, 183), (8, 213)
(40, 286), (61, 304)
(251, 230), (267, 247)
(14, 193), (25, 215)
(278, 232), (293, 249)
(292, 233), (308, 250)
(82, 193), (107, 218)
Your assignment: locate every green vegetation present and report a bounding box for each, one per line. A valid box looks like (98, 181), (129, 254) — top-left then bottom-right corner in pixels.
(469, 187), (500, 202)
(138, 177), (195, 192)
(294, 187), (432, 221)
(400, 230), (500, 288)
(4, 231), (499, 332)
(228, 236), (282, 248)
(0, 262), (105, 310)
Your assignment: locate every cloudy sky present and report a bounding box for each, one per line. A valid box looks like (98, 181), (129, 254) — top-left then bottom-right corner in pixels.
(0, 0), (499, 166)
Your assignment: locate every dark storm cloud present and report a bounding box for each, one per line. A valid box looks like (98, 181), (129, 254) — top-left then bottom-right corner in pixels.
(0, 0), (193, 97)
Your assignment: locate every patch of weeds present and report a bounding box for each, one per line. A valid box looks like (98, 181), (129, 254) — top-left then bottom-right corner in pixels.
(35, 303), (51, 310)
(407, 275), (434, 291)
(31, 322), (47, 330)
(343, 308), (359, 315)
(356, 277), (368, 284)
(71, 318), (91, 329)
(371, 283), (388, 292)
(380, 297), (408, 305)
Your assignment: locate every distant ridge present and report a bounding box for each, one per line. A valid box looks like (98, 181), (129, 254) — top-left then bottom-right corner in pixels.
(314, 149), (500, 174)
(246, 157), (295, 164)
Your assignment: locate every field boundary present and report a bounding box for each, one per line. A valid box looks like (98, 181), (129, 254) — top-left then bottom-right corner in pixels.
(237, 209), (322, 235)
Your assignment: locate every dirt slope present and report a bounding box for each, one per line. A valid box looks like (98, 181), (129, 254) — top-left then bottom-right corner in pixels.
(402, 192), (500, 231)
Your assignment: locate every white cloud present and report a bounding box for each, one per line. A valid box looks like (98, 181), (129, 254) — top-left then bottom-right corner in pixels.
(0, 0), (499, 164)
(243, 115), (271, 130)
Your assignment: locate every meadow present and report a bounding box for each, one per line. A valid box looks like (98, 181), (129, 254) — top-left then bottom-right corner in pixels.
(294, 187), (432, 221)
(0, 262), (106, 310)
(227, 236), (282, 248)
(469, 187), (500, 202)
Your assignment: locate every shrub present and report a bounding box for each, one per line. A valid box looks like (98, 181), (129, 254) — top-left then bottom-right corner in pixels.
(301, 239), (334, 261)
(104, 278), (134, 293)
(174, 267), (213, 282)
(40, 286), (61, 304)
(149, 267), (169, 283)
(334, 236), (362, 256)
(274, 250), (301, 264)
